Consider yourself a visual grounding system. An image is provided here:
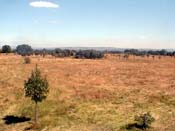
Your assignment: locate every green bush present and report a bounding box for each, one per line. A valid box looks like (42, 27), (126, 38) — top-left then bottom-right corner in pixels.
(134, 112), (155, 129)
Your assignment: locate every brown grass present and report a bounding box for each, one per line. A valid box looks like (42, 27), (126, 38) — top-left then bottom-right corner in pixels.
(0, 54), (175, 131)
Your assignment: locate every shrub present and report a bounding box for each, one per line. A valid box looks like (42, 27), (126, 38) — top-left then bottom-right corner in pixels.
(134, 112), (155, 129)
(75, 50), (104, 59)
(24, 57), (31, 64)
(53, 48), (75, 57)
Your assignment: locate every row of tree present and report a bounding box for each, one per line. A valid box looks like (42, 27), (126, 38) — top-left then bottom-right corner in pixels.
(0, 44), (104, 59)
(1, 44), (175, 58)
(109, 49), (175, 57)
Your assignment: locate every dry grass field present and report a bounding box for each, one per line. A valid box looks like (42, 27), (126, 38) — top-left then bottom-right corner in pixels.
(0, 54), (175, 131)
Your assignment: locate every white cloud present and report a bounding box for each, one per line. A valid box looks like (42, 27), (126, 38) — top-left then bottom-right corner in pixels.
(30, 1), (59, 8)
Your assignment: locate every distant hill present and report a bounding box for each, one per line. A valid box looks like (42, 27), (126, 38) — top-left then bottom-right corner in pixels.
(59, 47), (124, 51)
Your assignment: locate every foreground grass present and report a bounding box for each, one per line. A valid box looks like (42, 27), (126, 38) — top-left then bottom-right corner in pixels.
(1, 88), (175, 131)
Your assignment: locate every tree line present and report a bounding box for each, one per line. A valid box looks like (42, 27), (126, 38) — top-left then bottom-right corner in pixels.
(1, 44), (175, 58)
(0, 44), (104, 59)
(109, 49), (175, 57)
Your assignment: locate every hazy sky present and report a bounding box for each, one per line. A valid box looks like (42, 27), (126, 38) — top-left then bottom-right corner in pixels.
(0, 0), (175, 48)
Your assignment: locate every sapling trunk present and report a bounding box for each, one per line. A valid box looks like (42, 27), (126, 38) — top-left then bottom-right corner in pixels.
(34, 102), (38, 126)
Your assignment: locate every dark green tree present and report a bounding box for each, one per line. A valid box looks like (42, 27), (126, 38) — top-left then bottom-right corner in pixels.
(16, 44), (33, 56)
(2, 45), (12, 53)
(24, 65), (49, 126)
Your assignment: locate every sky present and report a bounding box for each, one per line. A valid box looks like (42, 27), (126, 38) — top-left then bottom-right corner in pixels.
(0, 0), (175, 49)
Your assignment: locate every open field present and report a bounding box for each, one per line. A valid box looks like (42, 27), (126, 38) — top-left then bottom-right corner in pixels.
(0, 54), (175, 131)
